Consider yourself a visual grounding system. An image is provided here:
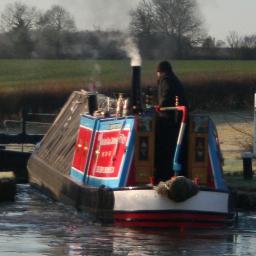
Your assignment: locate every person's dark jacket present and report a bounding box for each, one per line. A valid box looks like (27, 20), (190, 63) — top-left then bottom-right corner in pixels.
(157, 72), (187, 124)
(154, 71), (188, 182)
(158, 72), (187, 108)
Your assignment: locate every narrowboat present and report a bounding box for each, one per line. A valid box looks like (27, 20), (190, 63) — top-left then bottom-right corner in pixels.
(27, 65), (235, 229)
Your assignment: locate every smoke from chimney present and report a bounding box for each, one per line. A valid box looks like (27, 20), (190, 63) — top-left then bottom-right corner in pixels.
(88, 63), (102, 91)
(121, 37), (143, 112)
(122, 37), (142, 66)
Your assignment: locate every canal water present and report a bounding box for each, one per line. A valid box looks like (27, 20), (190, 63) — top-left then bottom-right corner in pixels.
(0, 184), (255, 256)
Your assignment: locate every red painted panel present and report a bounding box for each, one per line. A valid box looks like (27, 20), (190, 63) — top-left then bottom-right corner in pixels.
(113, 212), (232, 228)
(87, 129), (129, 178)
(114, 212), (227, 222)
(72, 126), (93, 173)
(114, 221), (225, 229)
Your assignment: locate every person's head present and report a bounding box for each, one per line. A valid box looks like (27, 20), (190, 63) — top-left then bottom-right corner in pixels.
(157, 61), (173, 79)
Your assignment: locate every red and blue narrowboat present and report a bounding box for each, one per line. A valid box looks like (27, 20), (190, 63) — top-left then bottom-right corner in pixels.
(28, 65), (235, 229)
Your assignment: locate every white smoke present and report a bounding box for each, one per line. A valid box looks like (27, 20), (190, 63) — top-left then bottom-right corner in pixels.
(122, 37), (142, 66)
(88, 62), (102, 91)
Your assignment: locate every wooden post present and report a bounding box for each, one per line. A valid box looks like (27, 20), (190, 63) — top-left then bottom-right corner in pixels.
(253, 93), (256, 156)
(0, 172), (16, 202)
(242, 152), (253, 180)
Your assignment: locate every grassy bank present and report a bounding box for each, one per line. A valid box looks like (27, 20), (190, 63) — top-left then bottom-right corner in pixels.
(1, 59), (256, 88)
(0, 59), (256, 116)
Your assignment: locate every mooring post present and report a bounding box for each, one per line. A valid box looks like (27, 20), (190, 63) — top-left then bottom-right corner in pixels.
(253, 93), (256, 157)
(21, 106), (28, 152)
(22, 106), (27, 136)
(0, 171), (16, 202)
(242, 152), (253, 180)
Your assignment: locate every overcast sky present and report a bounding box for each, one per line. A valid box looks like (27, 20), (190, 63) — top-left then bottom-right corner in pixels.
(0, 0), (255, 41)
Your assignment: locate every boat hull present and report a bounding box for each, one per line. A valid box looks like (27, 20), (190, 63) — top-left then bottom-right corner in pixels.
(113, 188), (235, 228)
(28, 154), (114, 222)
(28, 155), (235, 228)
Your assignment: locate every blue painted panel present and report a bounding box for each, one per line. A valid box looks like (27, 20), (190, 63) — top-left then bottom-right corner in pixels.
(80, 115), (98, 129)
(208, 119), (228, 191)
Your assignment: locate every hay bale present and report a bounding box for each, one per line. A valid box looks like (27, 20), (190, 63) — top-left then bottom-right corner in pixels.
(0, 171), (16, 202)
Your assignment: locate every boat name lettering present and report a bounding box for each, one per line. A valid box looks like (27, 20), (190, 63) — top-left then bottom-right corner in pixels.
(99, 135), (127, 145)
(108, 124), (122, 130)
(95, 166), (115, 174)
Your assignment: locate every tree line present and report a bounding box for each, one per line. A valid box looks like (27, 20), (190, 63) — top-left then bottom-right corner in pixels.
(0, 1), (256, 60)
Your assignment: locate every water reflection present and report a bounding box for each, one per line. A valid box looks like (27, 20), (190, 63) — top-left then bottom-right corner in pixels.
(0, 185), (255, 256)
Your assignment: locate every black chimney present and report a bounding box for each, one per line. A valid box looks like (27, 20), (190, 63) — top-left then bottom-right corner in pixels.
(131, 66), (143, 113)
(88, 93), (98, 115)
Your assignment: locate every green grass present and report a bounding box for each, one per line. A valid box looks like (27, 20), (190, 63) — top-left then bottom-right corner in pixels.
(0, 59), (256, 91)
(173, 60), (256, 76)
(0, 59), (132, 89)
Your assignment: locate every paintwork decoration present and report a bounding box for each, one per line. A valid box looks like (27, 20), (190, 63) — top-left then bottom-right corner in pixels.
(70, 115), (135, 188)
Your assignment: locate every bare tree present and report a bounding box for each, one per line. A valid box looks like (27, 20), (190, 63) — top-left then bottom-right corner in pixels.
(239, 34), (256, 59)
(130, 0), (158, 58)
(242, 35), (256, 49)
(226, 31), (242, 49)
(153, 0), (203, 43)
(129, 0), (204, 58)
(0, 2), (39, 32)
(0, 2), (39, 57)
(37, 5), (76, 58)
(38, 5), (76, 32)
(226, 31), (243, 59)
(130, 0), (155, 36)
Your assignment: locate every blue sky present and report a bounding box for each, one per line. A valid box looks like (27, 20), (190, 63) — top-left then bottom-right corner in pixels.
(0, 0), (255, 41)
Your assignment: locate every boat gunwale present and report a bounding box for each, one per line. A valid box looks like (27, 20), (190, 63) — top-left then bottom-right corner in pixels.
(112, 185), (230, 194)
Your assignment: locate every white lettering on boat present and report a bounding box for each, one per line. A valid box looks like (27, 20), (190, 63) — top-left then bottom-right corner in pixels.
(109, 124), (122, 130)
(95, 166), (115, 174)
(98, 134), (127, 146)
